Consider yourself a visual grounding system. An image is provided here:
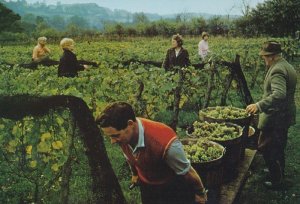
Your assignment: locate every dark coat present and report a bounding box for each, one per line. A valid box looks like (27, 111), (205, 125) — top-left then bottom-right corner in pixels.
(58, 49), (84, 77)
(162, 47), (191, 71)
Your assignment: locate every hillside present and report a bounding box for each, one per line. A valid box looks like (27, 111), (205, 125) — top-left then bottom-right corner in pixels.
(1, 0), (237, 29)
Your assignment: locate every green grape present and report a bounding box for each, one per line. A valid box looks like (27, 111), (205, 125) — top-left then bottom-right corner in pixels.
(200, 106), (249, 119)
(183, 140), (224, 163)
(190, 121), (241, 141)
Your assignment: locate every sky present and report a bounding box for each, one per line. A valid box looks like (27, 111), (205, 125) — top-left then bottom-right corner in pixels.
(24, 0), (266, 15)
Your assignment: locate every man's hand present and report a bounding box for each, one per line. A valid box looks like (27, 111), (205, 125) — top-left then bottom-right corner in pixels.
(129, 175), (139, 190)
(44, 47), (51, 54)
(131, 175), (139, 184)
(246, 104), (258, 114)
(195, 193), (207, 204)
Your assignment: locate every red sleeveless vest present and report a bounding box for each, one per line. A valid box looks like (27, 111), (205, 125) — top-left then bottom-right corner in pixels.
(121, 118), (177, 185)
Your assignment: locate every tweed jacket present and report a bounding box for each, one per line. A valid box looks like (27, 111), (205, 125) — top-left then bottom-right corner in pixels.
(257, 58), (297, 129)
(162, 47), (191, 71)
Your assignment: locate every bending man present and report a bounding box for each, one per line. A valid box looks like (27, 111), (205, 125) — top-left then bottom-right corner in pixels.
(96, 102), (207, 204)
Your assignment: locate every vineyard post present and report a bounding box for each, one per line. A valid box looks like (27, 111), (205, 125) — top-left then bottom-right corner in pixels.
(250, 59), (260, 89)
(242, 49), (249, 69)
(220, 55), (254, 106)
(220, 70), (234, 106)
(233, 55), (254, 105)
(34, 180), (39, 204)
(170, 67), (184, 131)
(135, 79), (147, 117)
(203, 62), (216, 108)
(59, 119), (76, 204)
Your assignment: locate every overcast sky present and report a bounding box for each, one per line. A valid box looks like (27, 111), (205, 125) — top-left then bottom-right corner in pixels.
(24, 0), (265, 15)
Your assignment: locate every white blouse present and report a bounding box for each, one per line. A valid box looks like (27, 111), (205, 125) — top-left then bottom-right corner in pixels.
(198, 40), (209, 60)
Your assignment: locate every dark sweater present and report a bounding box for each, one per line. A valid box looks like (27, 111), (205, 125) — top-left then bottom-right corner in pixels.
(58, 49), (84, 77)
(162, 47), (191, 72)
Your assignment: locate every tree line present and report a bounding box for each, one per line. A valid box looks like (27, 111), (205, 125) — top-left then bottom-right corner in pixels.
(235, 0), (300, 37)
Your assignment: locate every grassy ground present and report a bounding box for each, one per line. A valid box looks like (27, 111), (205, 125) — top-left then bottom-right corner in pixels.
(238, 58), (300, 204)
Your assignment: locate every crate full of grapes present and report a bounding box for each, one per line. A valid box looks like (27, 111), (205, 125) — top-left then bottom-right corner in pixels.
(182, 139), (225, 188)
(199, 106), (252, 160)
(187, 121), (243, 181)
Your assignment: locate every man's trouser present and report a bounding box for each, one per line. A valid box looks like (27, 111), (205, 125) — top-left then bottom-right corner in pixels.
(140, 175), (195, 204)
(258, 127), (288, 184)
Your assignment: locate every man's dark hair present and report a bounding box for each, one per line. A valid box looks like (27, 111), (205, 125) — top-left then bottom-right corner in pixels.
(96, 102), (136, 130)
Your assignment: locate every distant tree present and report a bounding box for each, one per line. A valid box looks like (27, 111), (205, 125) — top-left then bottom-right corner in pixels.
(177, 12), (190, 23)
(23, 13), (36, 24)
(135, 23), (146, 35)
(68, 15), (89, 29)
(144, 23), (158, 36)
(125, 26), (137, 36)
(189, 17), (207, 35)
(0, 2), (23, 32)
(175, 14), (182, 23)
(133, 12), (149, 24)
(35, 16), (45, 25)
(155, 20), (176, 36)
(208, 16), (224, 35)
(103, 23), (125, 37)
(49, 15), (66, 31)
(240, 0), (251, 16)
(176, 22), (188, 35)
(114, 24), (124, 37)
(20, 21), (36, 34)
(38, 27), (61, 40)
(64, 23), (84, 37)
(235, 0), (300, 37)
(1, 0), (26, 16)
(34, 16), (50, 34)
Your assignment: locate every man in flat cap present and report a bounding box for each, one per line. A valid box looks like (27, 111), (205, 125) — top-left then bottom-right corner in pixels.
(246, 41), (297, 189)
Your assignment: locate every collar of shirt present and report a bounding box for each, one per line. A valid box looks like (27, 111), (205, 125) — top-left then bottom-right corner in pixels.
(132, 118), (145, 154)
(175, 48), (181, 57)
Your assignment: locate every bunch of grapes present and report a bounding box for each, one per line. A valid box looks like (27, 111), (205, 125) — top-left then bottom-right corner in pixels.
(183, 139), (224, 163)
(200, 106), (249, 119)
(191, 121), (241, 141)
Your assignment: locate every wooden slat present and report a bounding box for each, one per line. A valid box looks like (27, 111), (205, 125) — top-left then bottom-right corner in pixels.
(218, 149), (257, 204)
